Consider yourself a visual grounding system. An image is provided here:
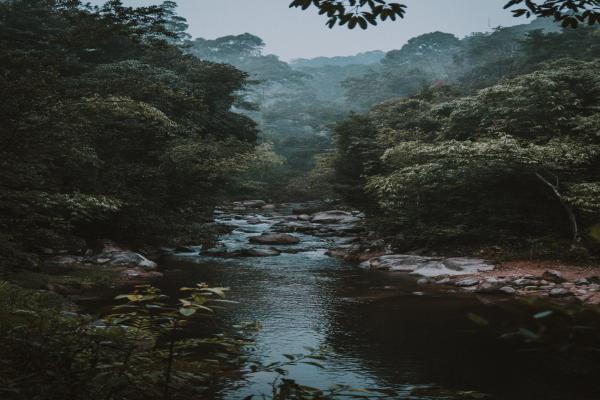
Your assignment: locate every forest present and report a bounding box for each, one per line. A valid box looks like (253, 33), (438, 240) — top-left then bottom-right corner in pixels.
(1, 0), (600, 399)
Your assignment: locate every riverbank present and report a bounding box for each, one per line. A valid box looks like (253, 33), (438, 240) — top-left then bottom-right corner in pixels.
(5, 200), (600, 399)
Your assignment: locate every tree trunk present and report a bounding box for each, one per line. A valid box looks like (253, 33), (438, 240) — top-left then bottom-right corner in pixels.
(535, 171), (580, 242)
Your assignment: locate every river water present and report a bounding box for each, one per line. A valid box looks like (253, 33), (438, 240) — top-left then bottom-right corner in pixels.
(158, 206), (600, 400)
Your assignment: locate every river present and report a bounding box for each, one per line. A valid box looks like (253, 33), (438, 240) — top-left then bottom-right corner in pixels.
(156, 205), (600, 400)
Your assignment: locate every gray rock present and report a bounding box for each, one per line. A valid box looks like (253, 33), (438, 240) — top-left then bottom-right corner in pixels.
(249, 233), (300, 245)
(242, 248), (281, 257)
(311, 210), (361, 224)
(417, 278), (430, 285)
(204, 245), (228, 256)
(89, 250), (157, 270)
(297, 214), (311, 221)
(242, 200), (266, 208)
(513, 278), (539, 286)
(455, 278), (480, 287)
(576, 278), (589, 286)
(542, 270), (566, 283)
(361, 254), (494, 277)
(549, 288), (573, 297)
(499, 286), (516, 294)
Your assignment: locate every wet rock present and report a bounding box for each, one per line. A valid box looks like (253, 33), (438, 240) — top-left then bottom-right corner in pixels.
(261, 204), (276, 211)
(499, 286), (516, 294)
(325, 249), (348, 258)
(513, 278), (539, 287)
(549, 288), (572, 297)
(542, 270), (566, 284)
(297, 214), (311, 221)
(311, 210), (360, 224)
(89, 250), (157, 270)
(576, 278), (589, 286)
(204, 245), (228, 256)
(364, 255), (436, 272)
(436, 277), (451, 284)
(249, 233), (300, 245)
(242, 200), (266, 208)
(455, 278), (480, 287)
(417, 278), (430, 285)
(241, 248), (281, 257)
(273, 221), (318, 233)
(361, 254), (494, 277)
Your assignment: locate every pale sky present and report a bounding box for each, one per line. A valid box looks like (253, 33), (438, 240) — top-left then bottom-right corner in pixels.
(91, 0), (526, 60)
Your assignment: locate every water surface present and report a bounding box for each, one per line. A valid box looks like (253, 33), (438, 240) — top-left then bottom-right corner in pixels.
(159, 207), (600, 399)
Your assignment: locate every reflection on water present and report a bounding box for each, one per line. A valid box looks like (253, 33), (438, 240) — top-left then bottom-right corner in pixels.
(157, 209), (600, 400)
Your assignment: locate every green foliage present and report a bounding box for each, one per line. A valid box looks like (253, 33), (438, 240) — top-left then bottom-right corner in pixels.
(331, 59), (600, 250)
(0, 281), (246, 400)
(290, 0), (600, 29)
(0, 0), (264, 267)
(289, 0), (406, 29)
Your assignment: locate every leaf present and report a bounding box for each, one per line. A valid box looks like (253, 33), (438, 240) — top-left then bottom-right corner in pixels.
(179, 307), (196, 316)
(467, 312), (489, 326)
(533, 310), (553, 319)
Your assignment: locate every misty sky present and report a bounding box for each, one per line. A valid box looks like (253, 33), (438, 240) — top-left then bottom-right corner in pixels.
(96, 0), (527, 60)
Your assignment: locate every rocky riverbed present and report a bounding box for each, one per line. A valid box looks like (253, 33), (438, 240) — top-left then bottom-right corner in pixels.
(39, 200), (600, 307)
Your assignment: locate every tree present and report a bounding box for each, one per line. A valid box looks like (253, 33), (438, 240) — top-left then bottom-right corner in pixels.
(0, 0), (264, 268)
(331, 59), (600, 246)
(289, 0), (600, 29)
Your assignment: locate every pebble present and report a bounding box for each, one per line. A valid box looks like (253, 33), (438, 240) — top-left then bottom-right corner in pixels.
(499, 286), (516, 294)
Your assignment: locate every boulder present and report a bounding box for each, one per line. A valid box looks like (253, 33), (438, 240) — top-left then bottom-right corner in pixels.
(249, 233), (300, 245)
(241, 248), (281, 257)
(311, 210), (361, 224)
(89, 250), (157, 270)
(361, 254), (495, 278)
(542, 270), (566, 283)
(513, 278), (539, 286)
